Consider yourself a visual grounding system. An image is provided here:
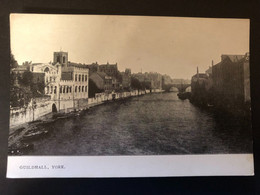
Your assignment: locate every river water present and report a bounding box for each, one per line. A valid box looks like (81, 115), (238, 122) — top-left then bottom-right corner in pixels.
(25, 92), (252, 155)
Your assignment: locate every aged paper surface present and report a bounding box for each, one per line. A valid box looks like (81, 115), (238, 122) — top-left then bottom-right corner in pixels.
(7, 14), (253, 177)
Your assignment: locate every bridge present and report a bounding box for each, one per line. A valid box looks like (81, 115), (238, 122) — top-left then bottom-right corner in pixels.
(162, 83), (191, 93)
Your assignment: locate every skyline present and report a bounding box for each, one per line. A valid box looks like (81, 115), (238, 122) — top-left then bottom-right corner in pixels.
(10, 14), (249, 79)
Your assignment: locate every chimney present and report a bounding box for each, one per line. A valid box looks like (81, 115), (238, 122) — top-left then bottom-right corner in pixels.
(197, 67), (199, 79)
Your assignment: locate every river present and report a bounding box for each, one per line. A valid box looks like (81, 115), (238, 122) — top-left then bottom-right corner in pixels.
(24, 92), (252, 155)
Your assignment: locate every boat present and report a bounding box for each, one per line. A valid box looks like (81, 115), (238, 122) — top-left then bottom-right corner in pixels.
(22, 130), (48, 141)
(177, 92), (191, 100)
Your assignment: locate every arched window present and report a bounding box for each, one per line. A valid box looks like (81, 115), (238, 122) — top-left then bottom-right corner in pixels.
(82, 86), (84, 92)
(50, 86), (53, 94)
(75, 86), (77, 92)
(85, 86), (87, 92)
(85, 75), (87, 81)
(75, 74), (77, 81)
(79, 86), (81, 92)
(79, 75), (81, 82)
(44, 67), (49, 73)
(46, 86), (49, 94)
(63, 86), (65, 93)
(66, 86), (69, 93)
(54, 86), (57, 94)
(70, 87), (72, 93)
(60, 86), (62, 93)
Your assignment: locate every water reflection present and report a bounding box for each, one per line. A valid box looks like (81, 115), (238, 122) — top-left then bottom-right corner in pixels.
(26, 92), (252, 155)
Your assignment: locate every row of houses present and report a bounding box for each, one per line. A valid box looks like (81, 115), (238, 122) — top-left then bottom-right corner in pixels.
(190, 52), (250, 113)
(11, 50), (168, 110)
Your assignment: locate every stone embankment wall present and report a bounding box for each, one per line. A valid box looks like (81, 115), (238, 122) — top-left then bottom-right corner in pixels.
(10, 96), (52, 128)
(10, 89), (158, 128)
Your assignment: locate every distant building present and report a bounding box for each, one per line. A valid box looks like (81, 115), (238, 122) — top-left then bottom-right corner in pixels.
(90, 71), (112, 91)
(98, 62), (122, 90)
(190, 67), (211, 105)
(86, 62), (99, 75)
(132, 72), (162, 90)
(121, 68), (131, 89)
(98, 62), (118, 77)
(162, 74), (172, 85)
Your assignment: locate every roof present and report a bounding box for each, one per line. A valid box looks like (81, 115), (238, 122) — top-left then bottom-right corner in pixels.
(91, 71), (112, 80)
(192, 73), (208, 79)
(96, 71), (107, 79)
(99, 63), (118, 68)
(68, 62), (89, 68)
(221, 54), (245, 62)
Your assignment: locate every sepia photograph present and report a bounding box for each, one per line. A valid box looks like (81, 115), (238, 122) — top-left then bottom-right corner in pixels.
(7, 14), (253, 177)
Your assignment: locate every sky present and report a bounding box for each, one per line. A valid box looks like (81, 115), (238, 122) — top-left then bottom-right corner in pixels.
(10, 14), (249, 79)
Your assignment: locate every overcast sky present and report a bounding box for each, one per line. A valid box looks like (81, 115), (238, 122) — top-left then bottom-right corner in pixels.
(10, 14), (249, 79)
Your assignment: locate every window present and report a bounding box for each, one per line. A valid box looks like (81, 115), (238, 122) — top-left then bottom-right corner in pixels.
(54, 86), (57, 94)
(79, 75), (81, 82)
(82, 86), (84, 92)
(70, 87), (72, 93)
(44, 67), (49, 72)
(50, 86), (53, 94)
(75, 86), (77, 92)
(63, 86), (65, 93)
(57, 55), (60, 63)
(46, 86), (49, 94)
(85, 75), (87, 81)
(66, 86), (69, 93)
(75, 74), (77, 81)
(60, 86), (62, 93)
(79, 86), (81, 92)
(85, 86), (87, 92)
(63, 56), (65, 63)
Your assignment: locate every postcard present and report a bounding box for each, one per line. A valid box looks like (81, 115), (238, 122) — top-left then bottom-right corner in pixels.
(7, 14), (253, 177)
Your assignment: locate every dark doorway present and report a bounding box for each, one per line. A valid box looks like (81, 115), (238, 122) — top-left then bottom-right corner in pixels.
(52, 104), (57, 112)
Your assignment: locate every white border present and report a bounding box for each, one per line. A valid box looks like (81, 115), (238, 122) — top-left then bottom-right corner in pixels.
(7, 154), (254, 178)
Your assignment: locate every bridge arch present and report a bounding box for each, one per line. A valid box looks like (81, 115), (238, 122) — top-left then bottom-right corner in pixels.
(185, 86), (191, 92)
(169, 86), (179, 92)
(163, 83), (191, 93)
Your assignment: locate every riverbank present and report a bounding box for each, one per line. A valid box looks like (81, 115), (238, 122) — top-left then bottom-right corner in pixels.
(9, 92), (253, 156)
(8, 89), (164, 154)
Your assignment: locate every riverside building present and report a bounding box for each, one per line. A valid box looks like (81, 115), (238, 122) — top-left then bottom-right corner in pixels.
(30, 51), (89, 111)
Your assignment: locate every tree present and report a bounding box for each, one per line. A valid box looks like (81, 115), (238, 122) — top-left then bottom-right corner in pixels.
(131, 77), (142, 90)
(10, 52), (18, 69)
